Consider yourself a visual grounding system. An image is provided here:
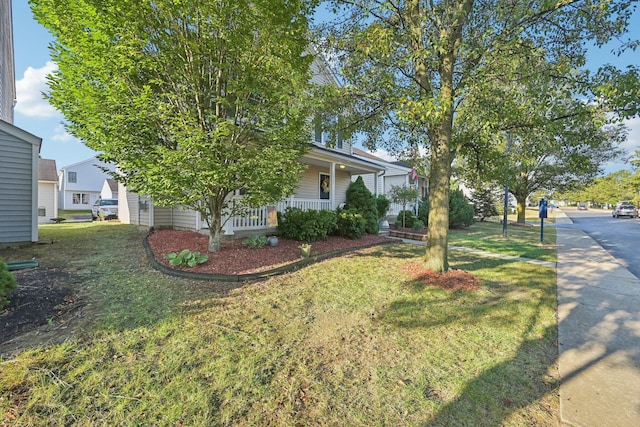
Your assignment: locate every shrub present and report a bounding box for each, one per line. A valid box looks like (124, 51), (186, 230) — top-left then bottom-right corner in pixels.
(277, 207), (337, 242)
(417, 196), (429, 225)
(412, 219), (425, 230)
(345, 176), (379, 235)
(449, 190), (475, 228)
(242, 235), (267, 248)
(376, 194), (390, 220)
(396, 210), (416, 229)
(165, 249), (209, 267)
(469, 187), (499, 221)
(0, 258), (17, 309)
(335, 208), (367, 239)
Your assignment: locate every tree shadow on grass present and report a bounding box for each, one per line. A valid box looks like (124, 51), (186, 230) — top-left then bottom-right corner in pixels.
(381, 258), (559, 425)
(425, 325), (558, 426)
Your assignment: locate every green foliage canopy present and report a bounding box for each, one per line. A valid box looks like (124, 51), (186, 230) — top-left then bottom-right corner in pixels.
(317, 0), (639, 271)
(32, 0), (318, 251)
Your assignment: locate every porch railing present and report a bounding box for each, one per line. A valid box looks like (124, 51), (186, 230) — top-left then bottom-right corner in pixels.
(387, 202), (418, 216)
(229, 198), (332, 232)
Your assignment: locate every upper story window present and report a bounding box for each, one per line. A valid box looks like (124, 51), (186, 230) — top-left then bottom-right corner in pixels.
(68, 171), (77, 183)
(314, 115), (343, 149)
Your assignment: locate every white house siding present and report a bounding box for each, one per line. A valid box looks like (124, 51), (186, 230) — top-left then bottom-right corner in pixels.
(384, 174), (408, 194)
(58, 157), (116, 210)
(37, 182), (57, 223)
(0, 123), (41, 244)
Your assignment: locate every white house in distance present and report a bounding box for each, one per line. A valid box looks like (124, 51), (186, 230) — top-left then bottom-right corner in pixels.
(100, 178), (118, 200)
(38, 158), (59, 223)
(58, 156), (116, 210)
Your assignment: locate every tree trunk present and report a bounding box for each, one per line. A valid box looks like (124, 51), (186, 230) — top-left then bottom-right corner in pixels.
(424, 147), (452, 273)
(208, 228), (222, 252)
(516, 199), (526, 223)
(206, 195), (224, 252)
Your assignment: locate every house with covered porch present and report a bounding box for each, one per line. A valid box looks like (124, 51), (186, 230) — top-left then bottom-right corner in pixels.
(118, 140), (385, 238)
(117, 53), (386, 237)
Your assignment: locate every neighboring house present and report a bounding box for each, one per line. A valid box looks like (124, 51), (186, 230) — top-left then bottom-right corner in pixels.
(352, 148), (428, 216)
(58, 157), (116, 210)
(0, 120), (42, 245)
(100, 178), (118, 200)
(119, 55), (386, 237)
(38, 158), (59, 223)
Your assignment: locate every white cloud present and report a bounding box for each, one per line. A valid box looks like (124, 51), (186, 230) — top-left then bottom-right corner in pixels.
(15, 61), (59, 118)
(51, 123), (74, 142)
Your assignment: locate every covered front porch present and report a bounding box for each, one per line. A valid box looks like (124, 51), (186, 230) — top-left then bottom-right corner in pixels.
(221, 146), (385, 235)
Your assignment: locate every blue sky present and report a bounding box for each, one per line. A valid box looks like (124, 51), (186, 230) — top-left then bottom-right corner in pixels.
(11, 2), (640, 172)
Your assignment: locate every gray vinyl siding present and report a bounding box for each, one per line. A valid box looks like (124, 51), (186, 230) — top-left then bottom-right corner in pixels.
(153, 206), (173, 228)
(0, 134), (34, 243)
(171, 208), (198, 230)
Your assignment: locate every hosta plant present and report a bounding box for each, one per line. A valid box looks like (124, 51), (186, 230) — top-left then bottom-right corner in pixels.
(165, 249), (209, 267)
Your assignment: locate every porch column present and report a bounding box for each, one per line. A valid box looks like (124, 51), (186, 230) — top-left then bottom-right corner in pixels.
(330, 162), (336, 210)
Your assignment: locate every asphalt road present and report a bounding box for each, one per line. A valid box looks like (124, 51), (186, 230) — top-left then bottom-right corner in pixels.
(559, 207), (640, 279)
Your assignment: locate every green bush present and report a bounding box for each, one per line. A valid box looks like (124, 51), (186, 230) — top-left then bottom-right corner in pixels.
(165, 249), (209, 267)
(449, 190), (475, 228)
(277, 207), (337, 242)
(242, 235), (267, 248)
(417, 196), (429, 225)
(345, 176), (379, 235)
(412, 219), (425, 230)
(395, 210), (415, 228)
(335, 208), (367, 239)
(0, 258), (18, 308)
(376, 194), (391, 220)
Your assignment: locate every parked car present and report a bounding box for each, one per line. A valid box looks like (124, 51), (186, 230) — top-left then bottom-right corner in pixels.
(92, 198), (118, 220)
(577, 203), (588, 210)
(612, 204), (638, 218)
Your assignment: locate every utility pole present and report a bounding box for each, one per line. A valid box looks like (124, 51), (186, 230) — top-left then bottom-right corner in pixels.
(502, 131), (511, 237)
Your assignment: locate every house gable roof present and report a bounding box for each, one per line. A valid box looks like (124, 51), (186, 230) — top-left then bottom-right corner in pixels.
(0, 119), (42, 149)
(106, 178), (118, 192)
(38, 158), (58, 182)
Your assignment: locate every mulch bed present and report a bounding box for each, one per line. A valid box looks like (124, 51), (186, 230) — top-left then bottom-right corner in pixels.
(1, 268), (77, 346)
(146, 229), (393, 275)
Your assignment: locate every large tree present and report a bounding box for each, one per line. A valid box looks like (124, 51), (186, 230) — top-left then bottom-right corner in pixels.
(318, 0), (639, 271)
(31, 0), (318, 251)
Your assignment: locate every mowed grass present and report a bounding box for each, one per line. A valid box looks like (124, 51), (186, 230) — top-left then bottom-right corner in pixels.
(1, 222), (558, 426)
(450, 220), (557, 262)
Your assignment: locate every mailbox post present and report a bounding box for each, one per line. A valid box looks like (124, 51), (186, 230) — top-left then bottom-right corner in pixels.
(539, 198), (548, 243)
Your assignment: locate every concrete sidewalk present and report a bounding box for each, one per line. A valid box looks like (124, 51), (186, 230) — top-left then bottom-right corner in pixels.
(556, 212), (640, 426)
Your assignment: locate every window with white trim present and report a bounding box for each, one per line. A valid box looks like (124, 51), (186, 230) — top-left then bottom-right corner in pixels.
(72, 193), (89, 204)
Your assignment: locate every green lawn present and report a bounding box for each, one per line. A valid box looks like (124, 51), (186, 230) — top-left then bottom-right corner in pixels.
(1, 222), (559, 426)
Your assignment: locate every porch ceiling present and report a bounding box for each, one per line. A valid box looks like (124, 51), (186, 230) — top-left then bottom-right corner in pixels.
(302, 147), (385, 175)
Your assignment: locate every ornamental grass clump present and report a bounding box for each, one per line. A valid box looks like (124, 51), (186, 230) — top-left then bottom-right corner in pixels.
(0, 258), (17, 309)
(165, 249), (209, 267)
